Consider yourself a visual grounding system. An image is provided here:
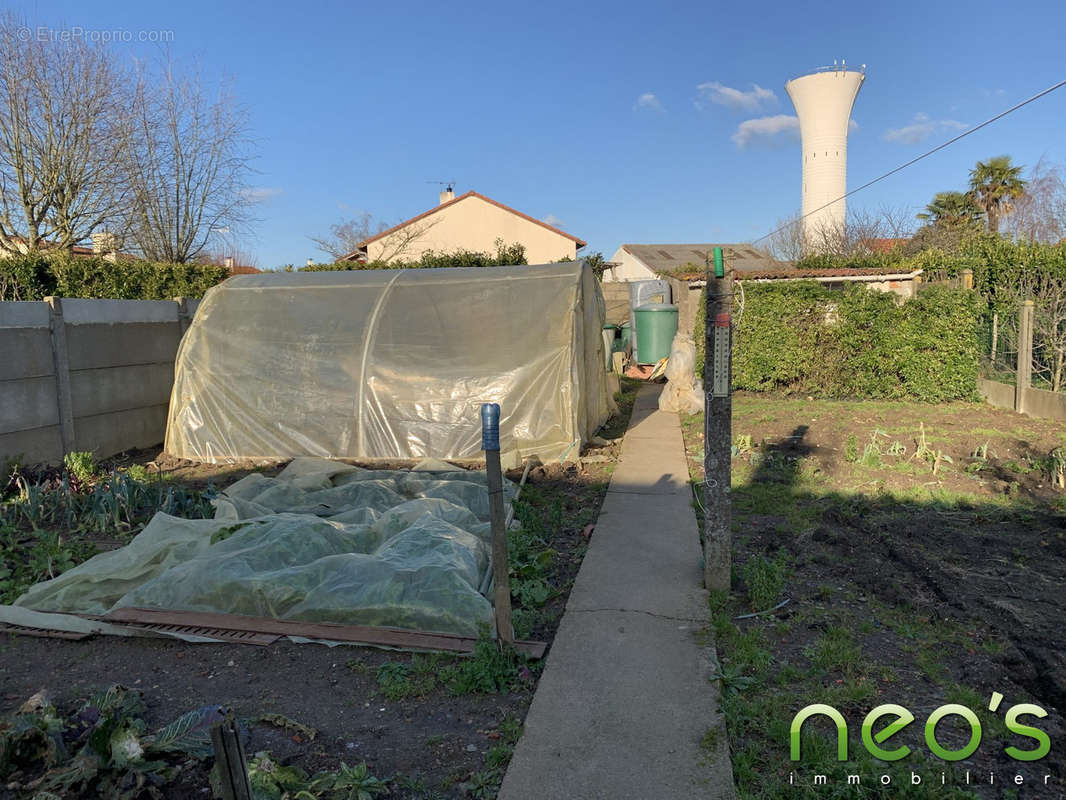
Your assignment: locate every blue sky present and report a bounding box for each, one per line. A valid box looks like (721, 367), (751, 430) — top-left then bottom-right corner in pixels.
(12, 0), (1066, 267)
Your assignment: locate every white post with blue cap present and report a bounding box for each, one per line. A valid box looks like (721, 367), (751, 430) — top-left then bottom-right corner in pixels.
(482, 403), (514, 645)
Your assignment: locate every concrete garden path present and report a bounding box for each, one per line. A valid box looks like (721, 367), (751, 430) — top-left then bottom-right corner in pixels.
(499, 383), (735, 800)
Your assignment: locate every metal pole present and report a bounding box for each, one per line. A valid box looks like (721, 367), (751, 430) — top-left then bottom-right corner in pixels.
(703, 248), (732, 592)
(482, 403), (514, 645)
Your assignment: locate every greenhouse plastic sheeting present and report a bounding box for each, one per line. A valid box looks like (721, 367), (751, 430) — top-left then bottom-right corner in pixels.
(13, 458), (516, 637)
(164, 261), (613, 464)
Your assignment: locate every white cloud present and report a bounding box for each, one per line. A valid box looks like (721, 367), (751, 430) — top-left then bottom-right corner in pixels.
(543, 214), (564, 228)
(241, 186), (283, 202)
(882, 113), (967, 144)
(728, 116), (857, 148)
(731, 114), (799, 148)
(696, 81), (776, 111)
(634, 92), (664, 112)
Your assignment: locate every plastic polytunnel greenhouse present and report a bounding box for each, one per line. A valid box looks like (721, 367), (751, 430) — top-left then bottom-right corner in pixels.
(164, 261), (613, 465)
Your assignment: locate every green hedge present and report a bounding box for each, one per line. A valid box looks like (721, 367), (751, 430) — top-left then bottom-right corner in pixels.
(0, 254), (228, 301)
(695, 282), (981, 402)
(797, 235), (1066, 312)
(301, 241), (528, 271)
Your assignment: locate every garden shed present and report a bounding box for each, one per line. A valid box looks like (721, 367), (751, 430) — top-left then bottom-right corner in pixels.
(164, 261), (612, 465)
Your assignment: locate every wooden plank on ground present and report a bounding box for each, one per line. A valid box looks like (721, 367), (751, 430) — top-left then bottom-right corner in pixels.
(0, 622), (92, 641)
(103, 608), (547, 658)
(117, 621), (279, 646)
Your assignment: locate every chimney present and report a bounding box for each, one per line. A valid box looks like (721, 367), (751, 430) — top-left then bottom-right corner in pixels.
(439, 188), (455, 205)
(306, 258), (314, 267)
(224, 256), (234, 270)
(91, 231), (117, 255)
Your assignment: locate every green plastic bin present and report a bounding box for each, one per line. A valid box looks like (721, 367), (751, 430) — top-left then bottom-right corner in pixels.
(634, 303), (678, 364)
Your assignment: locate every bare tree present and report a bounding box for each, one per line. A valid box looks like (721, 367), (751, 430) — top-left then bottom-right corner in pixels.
(0, 13), (130, 254)
(125, 59), (253, 263)
(1034, 294), (1066, 393)
(309, 212), (388, 261)
(200, 245), (260, 270)
(995, 266), (1066, 392)
(372, 219), (440, 264)
(845, 205), (914, 253)
(310, 214), (441, 264)
(767, 204), (915, 262)
(1007, 157), (1066, 244)
(764, 211), (805, 262)
(876, 203), (916, 240)
(843, 207), (883, 252)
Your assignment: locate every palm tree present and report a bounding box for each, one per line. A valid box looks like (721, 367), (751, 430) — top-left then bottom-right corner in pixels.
(968, 156), (1026, 234)
(916, 191), (984, 229)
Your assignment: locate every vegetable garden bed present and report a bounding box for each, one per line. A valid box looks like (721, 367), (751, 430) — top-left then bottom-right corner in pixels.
(0, 379), (640, 799)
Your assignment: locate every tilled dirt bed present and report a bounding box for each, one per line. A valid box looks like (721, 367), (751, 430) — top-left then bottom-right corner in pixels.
(0, 450), (621, 799)
(683, 393), (1066, 796)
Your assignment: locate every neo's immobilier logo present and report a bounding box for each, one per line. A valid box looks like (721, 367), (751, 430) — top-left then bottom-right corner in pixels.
(791, 692), (1050, 763)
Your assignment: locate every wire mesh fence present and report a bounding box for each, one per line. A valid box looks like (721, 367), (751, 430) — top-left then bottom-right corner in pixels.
(1032, 308), (1066, 393)
(981, 302), (1066, 394)
(979, 308), (1018, 386)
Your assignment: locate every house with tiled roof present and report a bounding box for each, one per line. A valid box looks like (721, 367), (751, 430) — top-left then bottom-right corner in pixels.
(0, 232), (134, 262)
(340, 189), (586, 265)
(602, 243), (784, 282)
(605, 242), (922, 299)
(860, 237), (910, 254)
(604, 242), (924, 345)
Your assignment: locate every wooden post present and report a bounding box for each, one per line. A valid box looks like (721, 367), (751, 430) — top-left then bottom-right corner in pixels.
(482, 403), (514, 644)
(210, 713), (252, 800)
(44, 296), (76, 456)
(703, 250), (732, 592)
(1016, 300), (1034, 413)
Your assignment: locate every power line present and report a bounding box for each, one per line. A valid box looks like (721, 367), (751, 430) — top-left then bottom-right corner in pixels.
(753, 77), (1066, 245)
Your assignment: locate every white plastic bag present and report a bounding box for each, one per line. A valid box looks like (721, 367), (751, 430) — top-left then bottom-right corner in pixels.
(658, 332), (704, 414)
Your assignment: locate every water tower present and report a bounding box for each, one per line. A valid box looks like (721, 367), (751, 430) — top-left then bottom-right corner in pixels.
(785, 62), (865, 249)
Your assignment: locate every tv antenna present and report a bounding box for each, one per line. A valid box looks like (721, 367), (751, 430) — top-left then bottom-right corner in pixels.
(426, 179), (456, 191)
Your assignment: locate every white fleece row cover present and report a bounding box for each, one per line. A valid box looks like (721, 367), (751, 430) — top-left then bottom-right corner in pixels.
(14, 458), (515, 637)
(164, 261), (612, 464)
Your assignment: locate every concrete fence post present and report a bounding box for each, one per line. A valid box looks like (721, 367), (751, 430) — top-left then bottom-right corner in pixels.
(44, 296), (76, 455)
(990, 311), (999, 363)
(175, 297), (193, 337)
(1016, 300), (1034, 413)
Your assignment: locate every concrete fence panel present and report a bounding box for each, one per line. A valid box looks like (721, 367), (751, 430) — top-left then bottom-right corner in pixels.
(977, 378), (1015, 411)
(977, 379), (1066, 423)
(0, 330), (53, 382)
(66, 324), (182, 371)
(0, 377), (61, 433)
(0, 302), (63, 464)
(0, 297), (197, 466)
(69, 363), (175, 418)
(75, 406), (171, 458)
(1021, 386), (1066, 422)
